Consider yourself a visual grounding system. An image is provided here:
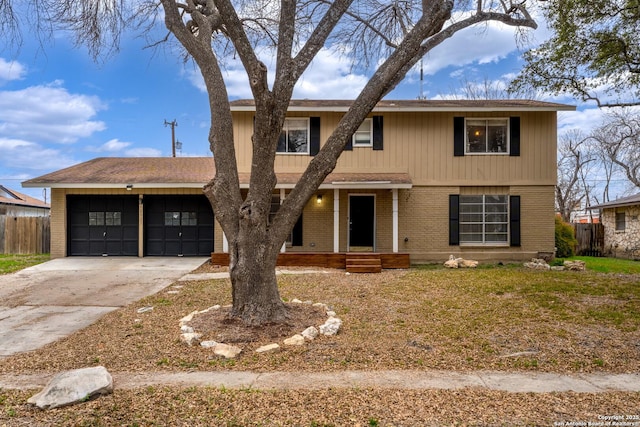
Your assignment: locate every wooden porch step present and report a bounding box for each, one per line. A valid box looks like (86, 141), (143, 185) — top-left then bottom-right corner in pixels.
(345, 253), (382, 273)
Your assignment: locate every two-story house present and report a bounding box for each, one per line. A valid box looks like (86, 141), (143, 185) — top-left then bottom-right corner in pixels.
(23, 99), (574, 265)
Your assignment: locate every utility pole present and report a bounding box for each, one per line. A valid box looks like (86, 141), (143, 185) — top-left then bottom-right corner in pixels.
(164, 119), (178, 157)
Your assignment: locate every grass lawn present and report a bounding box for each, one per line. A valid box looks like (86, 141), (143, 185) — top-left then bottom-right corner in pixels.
(561, 255), (640, 274)
(1, 258), (638, 425)
(0, 254), (49, 275)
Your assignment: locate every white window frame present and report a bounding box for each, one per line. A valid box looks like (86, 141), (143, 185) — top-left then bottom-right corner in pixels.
(277, 117), (310, 155)
(465, 118), (509, 155)
(352, 118), (373, 147)
(459, 194), (509, 246)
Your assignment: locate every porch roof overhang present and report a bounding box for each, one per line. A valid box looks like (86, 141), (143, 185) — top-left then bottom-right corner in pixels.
(22, 157), (412, 190)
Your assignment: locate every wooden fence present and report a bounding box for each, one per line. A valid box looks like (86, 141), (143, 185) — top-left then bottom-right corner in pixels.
(0, 215), (51, 254)
(574, 223), (604, 257)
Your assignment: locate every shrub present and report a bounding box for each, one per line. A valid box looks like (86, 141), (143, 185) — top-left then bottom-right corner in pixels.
(555, 216), (578, 258)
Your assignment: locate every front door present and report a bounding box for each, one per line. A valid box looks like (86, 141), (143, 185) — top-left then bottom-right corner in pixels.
(348, 194), (375, 251)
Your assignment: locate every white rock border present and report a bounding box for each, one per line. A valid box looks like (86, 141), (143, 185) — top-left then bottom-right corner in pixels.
(179, 299), (341, 358)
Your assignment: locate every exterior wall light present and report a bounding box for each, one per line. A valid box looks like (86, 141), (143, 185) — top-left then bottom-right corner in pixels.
(316, 194), (322, 204)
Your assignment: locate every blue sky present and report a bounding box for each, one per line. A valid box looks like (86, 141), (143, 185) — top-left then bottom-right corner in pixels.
(0, 14), (620, 202)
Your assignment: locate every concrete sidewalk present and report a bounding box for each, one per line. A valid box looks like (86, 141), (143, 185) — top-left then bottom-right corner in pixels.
(0, 257), (207, 357)
(0, 369), (638, 393)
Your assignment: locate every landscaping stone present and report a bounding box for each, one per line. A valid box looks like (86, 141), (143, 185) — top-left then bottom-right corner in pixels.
(200, 340), (218, 348)
(213, 343), (242, 358)
(319, 317), (342, 336)
(27, 366), (113, 409)
(564, 260), (586, 271)
(136, 306), (153, 314)
(180, 325), (194, 333)
(301, 326), (319, 341)
(283, 334), (305, 346)
(444, 255), (478, 268)
(256, 343), (280, 353)
(523, 258), (551, 270)
(180, 332), (202, 346)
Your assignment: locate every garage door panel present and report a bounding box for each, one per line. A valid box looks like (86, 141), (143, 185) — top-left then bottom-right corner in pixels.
(144, 195), (214, 256)
(67, 195), (139, 256)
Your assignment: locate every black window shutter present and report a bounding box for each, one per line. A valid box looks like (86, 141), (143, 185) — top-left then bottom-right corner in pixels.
(454, 117), (465, 156)
(373, 116), (384, 150)
(310, 117), (320, 156)
(292, 215), (303, 246)
(344, 126), (353, 151)
(510, 117), (520, 157)
(449, 195), (460, 245)
(510, 195), (521, 247)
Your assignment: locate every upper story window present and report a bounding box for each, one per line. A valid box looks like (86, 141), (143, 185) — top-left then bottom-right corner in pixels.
(277, 118), (309, 154)
(353, 118), (372, 147)
(465, 118), (509, 154)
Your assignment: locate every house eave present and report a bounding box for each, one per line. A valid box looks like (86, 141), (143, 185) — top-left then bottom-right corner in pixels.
(22, 182), (206, 189)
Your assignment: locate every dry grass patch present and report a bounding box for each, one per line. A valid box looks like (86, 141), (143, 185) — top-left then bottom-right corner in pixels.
(2, 387), (639, 426)
(0, 264), (638, 374)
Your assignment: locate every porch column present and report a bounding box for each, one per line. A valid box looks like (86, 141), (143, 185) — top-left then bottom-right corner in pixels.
(392, 188), (398, 253)
(333, 188), (340, 253)
(222, 232), (228, 253)
(280, 189), (286, 253)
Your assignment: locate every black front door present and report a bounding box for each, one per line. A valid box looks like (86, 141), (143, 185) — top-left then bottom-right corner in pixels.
(144, 195), (214, 256)
(348, 195), (375, 250)
(67, 195), (138, 256)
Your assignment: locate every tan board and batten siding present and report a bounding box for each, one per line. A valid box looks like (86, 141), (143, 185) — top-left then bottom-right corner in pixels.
(232, 110), (557, 186)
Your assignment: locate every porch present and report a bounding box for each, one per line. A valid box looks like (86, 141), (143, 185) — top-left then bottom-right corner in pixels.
(210, 251), (410, 273)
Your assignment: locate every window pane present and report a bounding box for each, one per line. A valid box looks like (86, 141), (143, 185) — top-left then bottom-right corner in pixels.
(105, 211), (121, 226)
(460, 213), (483, 222)
(460, 195), (483, 204)
(615, 212), (625, 231)
(165, 212), (180, 226)
(487, 120), (508, 152)
(288, 129), (308, 152)
(89, 212), (105, 226)
(182, 212), (197, 226)
(466, 123), (486, 153)
(277, 131), (287, 152)
(353, 119), (372, 146)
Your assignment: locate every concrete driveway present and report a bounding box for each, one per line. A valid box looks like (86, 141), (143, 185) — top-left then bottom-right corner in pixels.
(0, 257), (207, 357)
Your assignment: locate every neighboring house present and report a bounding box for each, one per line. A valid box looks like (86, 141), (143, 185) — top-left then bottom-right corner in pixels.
(588, 193), (640, 258)
(23, 99), (574, 263)
(0, 185), (50, 217)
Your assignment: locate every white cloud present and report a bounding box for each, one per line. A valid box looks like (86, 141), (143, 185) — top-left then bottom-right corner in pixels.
(0, 58), (26, 83)
(186, 46), (370, 99)
(87, 138), (132, 152)
(0, 137), (32, 150)
(0, 81), (106, 144)
(124, 147), (163, 157)
(0, 138), (75, 171)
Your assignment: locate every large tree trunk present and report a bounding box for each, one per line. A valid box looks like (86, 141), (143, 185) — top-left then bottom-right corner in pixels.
(228, 232), (287, 326)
